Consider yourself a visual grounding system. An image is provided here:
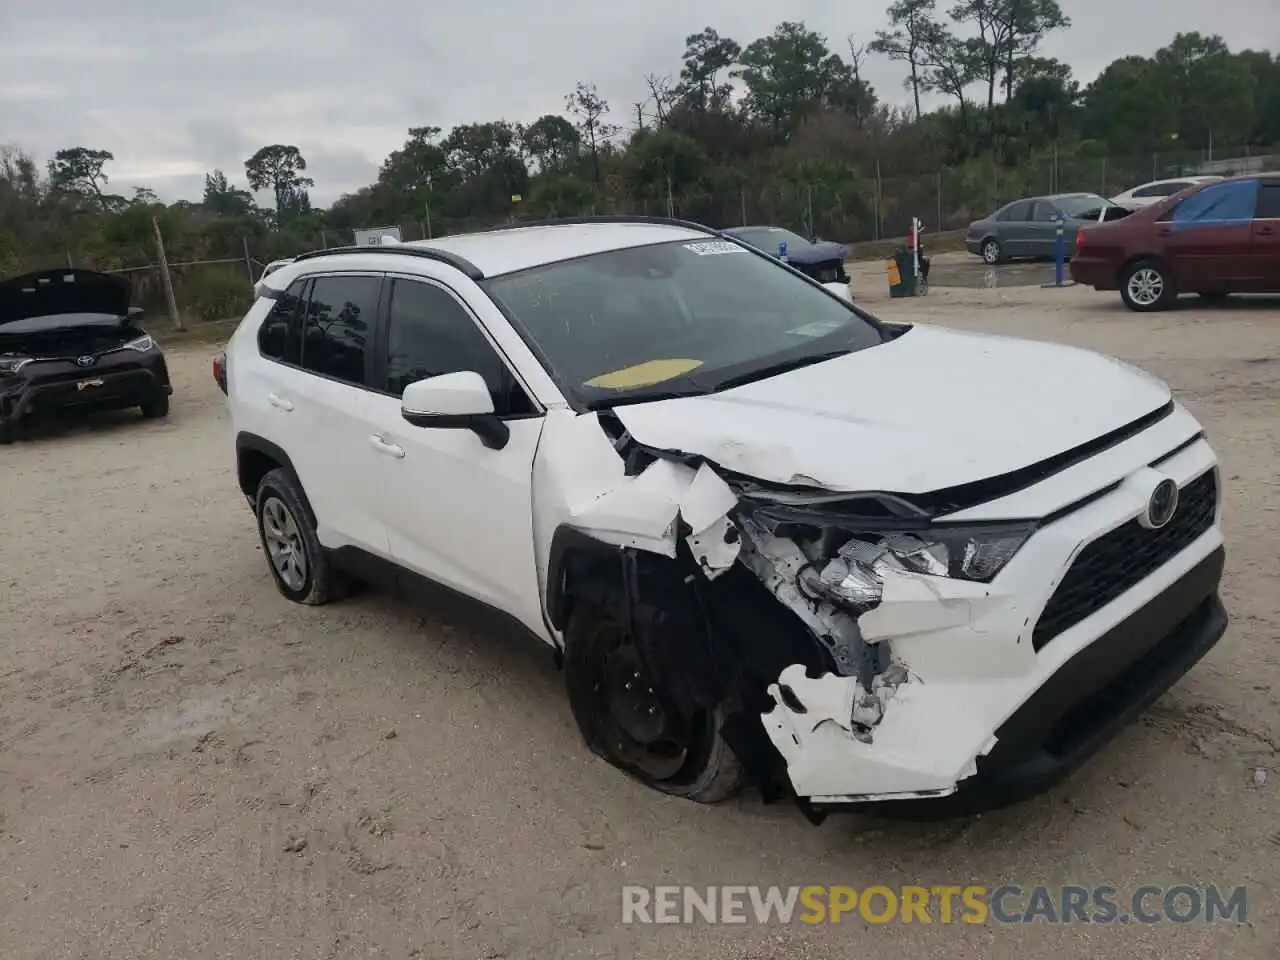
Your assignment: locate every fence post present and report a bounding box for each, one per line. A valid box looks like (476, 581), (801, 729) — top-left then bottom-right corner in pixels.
(665, 176), (674, 218)
(740, 186), (747, 225)
(320, 228), (329, 249)
(1101, 156), (1108, 196)
(424, 199), (433, 238)
(65, 248), (73, 268)
(873, 160), (883, 241)
(805, 183), (814, 237)
(936, 171), (943, 232)
(152, 216), (183, 331)
(242, 237), (254, 285)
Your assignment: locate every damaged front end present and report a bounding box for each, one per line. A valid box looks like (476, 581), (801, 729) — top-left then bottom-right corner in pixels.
(733, 486), (1035, 805)
(543, 411), (1035, 813)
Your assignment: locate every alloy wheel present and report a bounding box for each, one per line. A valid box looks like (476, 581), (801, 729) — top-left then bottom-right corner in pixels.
(261, 495), (307, 591)
(1127, 268), (1164, 307)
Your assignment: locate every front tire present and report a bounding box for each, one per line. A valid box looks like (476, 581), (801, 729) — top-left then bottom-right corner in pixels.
(563, 599), (744, 804)
(254, 467), (351, 605)
(140, 394), (169, 418)
(1120, 259), (1175, 312)
(981, 238), (1002, 264)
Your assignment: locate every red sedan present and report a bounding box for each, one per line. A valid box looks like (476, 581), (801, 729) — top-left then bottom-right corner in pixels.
(1070, 173), (1280, 311)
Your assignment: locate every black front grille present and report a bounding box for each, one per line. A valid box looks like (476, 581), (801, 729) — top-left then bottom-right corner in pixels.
(1032, 469), (1218, 651)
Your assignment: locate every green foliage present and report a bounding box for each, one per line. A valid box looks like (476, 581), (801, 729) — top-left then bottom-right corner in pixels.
(178, 266), (254, 323)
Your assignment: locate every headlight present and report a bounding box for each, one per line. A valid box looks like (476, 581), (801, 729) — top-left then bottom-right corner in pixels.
(799, 523), (1035, 610)
(0, 356), (32, 375)
(122, 335), (154, 352)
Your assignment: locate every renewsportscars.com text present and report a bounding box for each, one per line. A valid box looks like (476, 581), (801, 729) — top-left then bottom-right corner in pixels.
(621, 884), (1248, 925)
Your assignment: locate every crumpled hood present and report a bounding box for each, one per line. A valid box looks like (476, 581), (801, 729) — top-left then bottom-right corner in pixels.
(0, 269), (131, 324)
(610, 324), (1172, 494)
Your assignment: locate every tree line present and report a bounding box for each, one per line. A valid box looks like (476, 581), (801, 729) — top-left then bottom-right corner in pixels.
(2, 4), (1277, 311)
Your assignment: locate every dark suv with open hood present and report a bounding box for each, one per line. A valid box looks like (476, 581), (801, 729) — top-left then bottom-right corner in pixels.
(0, 268), (172, 443)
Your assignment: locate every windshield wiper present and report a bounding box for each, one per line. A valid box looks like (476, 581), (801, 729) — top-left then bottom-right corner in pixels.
(707, 349), (852, 392)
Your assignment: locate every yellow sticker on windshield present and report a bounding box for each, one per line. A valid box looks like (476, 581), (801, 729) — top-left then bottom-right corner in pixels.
(584, 358), (704, 390)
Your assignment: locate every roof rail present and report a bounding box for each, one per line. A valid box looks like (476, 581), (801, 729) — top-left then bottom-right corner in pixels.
(292, 244), (485, 281)
(474, 215), (723, 236)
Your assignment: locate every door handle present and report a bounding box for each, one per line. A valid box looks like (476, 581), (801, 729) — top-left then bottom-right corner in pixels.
(1157, 227), (1172, 237)
(369, 435), (405, 458)
(1257, 226), (1275, 236)
(267, 392), (294, 411)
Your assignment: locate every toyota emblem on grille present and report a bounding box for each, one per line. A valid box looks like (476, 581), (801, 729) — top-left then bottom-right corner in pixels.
(76, 355), (96, 367)
(1143, 478), (1179, 529)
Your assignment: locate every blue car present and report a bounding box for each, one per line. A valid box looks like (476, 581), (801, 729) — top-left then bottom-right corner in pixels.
(722, 226), (851, 286)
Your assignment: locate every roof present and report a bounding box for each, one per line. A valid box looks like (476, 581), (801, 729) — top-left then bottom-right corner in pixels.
(410, 221), (709, 277)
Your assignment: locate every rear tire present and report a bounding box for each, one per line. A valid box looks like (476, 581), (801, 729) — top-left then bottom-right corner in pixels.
(254, 467), (353, 605)
(1120, 259), (1175, 312)
(140, 394), (169, 418)
(563, 598), (745, 804)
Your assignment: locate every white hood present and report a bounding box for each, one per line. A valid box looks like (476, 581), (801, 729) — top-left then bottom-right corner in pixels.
(610, 324), (1171, 494)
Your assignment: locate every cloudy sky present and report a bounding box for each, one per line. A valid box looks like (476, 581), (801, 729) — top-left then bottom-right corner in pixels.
(1, 0), (1277, 206)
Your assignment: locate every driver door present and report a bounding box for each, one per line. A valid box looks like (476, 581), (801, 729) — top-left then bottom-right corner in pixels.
(362, 275), (548, 634)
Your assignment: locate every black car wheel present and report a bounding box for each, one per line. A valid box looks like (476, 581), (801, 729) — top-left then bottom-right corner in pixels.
(140, 394), (169, 418)
(981, 238), (1002, 264)
(1120, 259), (1176, 312)
(254, 467), (352, 605)
(563, 597), (745, 804)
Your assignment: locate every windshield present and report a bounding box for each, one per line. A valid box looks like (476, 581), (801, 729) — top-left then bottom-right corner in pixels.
(0, 312), (123, 335)
(1055, 195), (1112, 218)
(481, 239), (886, 409)
(730, 228), (812, 253)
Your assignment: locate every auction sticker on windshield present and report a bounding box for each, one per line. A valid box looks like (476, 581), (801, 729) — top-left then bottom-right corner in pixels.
(684, 240), (747, 255)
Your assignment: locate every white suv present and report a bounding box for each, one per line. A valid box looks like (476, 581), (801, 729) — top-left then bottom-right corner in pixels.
(217, 217), (1228, 819)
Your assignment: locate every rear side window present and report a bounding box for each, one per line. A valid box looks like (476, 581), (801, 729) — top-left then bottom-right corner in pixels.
(1029, 201), (1059, 221)
(1133, 181), (1187, 198)
(1169, 180), (1259, 224)
(998, 201), (1032, 221)
(1256, 182), (1280, 219)
(382, 278), (534, 416)
(258, 279), (306, 364)
(300, 275), (381, 386)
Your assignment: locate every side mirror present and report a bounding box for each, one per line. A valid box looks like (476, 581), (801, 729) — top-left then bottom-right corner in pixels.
(822, 281), (853, 302)
(401, 371), (509, 450)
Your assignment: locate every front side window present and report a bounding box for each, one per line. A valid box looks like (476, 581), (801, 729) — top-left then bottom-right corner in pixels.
(382, 278), (534, 415)
(300, 275), (380, 386)
(1168, 180), (1259, 224)
(1030, 201), (1059, 222)
(258, 279), (306, 363)
(482, 239), (886, 409)
(1256, 181), (1280, 219)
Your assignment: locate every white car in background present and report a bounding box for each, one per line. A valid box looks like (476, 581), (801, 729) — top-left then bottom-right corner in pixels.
(253, 259), (295, 298)
(216, 217), (1228, 820)
(1110, 176), (1223, 210)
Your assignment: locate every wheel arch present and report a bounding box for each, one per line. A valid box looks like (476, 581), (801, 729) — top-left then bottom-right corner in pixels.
(235, 432), (315, 522)
(544, 525), (627, 632)
(1117, 252), (1169, 286)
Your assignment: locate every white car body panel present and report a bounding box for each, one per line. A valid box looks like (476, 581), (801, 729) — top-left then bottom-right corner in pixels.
(1110, 175), (1222, 209)
(226, 221), (1227, 808)
(608, 324), (1171, 493)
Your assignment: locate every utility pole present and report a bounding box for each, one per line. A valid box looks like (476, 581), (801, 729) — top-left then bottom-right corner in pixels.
(152, 216), (182, 331)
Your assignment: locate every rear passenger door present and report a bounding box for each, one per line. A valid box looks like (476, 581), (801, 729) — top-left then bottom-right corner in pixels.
(996, 200), (1035, 255)
(272, 272), (391, 556)
(1250, 179), (1280, 291)
(1026, 200), (1063, 257)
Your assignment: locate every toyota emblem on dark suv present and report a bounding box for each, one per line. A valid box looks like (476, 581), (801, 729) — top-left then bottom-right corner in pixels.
(76, 355), (96, 367)
(1145, 478), (1179, 529)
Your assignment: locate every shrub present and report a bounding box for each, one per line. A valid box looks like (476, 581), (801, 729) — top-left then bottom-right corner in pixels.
(177, 266), (253, 323)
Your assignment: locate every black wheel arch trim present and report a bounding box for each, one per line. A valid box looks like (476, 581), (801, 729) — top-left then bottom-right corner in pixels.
(235, 431), (316, 522)
(545, 525), (626, 632)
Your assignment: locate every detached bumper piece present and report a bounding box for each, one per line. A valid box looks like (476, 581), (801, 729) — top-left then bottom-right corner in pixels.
(813, 545), (1228, 821)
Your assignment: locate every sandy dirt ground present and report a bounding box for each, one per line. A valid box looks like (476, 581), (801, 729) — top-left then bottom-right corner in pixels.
(1, 270), (1277, 959)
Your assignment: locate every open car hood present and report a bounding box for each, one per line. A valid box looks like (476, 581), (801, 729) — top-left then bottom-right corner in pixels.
(609, 324), (1172, 497)
(0, 269), (131, 325)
